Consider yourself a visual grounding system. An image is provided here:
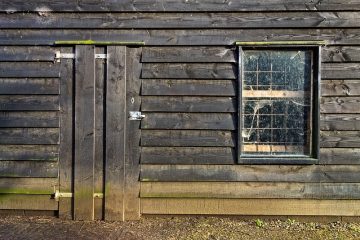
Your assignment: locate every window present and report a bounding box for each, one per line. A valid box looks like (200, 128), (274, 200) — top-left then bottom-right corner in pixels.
(237, 43), (322, 164)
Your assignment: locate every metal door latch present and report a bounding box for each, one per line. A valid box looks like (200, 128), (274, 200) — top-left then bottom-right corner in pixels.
(129, 111), (145, 120)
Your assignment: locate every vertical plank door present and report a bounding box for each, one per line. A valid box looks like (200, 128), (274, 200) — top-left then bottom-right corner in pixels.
(74, 45), (95, 220)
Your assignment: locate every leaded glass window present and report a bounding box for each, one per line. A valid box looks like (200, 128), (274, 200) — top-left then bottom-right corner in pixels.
(240, 49), (315, 158)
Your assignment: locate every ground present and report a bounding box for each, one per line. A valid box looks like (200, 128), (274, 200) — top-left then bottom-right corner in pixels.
(0, 216), (360, 240)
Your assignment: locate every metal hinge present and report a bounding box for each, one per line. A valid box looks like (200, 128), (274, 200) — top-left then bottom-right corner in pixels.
(55, 51), (75, 62)
(55, 51), (108, 62)
(54, 190), (103, 201)
(129, 111), (145, 121)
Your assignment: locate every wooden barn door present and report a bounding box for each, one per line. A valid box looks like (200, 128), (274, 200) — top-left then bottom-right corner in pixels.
(58, 45), (142, 221)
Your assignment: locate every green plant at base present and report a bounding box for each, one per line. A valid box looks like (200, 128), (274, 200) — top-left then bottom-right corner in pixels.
(254, 219), (265, 228)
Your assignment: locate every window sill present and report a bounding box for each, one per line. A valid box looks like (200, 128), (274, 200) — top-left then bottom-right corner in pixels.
(239, 157), (318, 165)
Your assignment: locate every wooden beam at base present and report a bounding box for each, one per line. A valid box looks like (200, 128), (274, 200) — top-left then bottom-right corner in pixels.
(141, 198), (360, 216)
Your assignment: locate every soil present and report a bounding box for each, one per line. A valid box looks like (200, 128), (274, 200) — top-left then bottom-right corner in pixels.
(0, 216), (360, 240)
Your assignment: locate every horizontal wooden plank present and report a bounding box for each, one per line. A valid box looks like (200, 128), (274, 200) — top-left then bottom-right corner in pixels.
(320, 148), (360, 164)
(0, 194), (57, 210)
(0, 128), (59, 145)
(0, 161), (58, 178)
(141, 130), (235, 147)
(321, 114), (360, 130)
(0, 96), (59, 111)
(142, 97), (236, 112)
(0, 112), (59, 128)
(0, 62), (59, 78)
(142, 63), (235, 79)
(321, 97), (360, 113)
(0, 46), (55, 61)
(0, 178), (57, 194)
(140, 164), (360, 182)
(322, 63), (360, 79)
(1, 1), (360, 12)
(142, 80), (236, 96)
(322, 46), (360, 63)
(0, 145), (58, 161)
(141, 198), (360, 216)
(1, 29), (360, 46)
(141, 113), (235, 130)
(1, 12), (360, 29)
(320, 131), (360, 148)
(142, 47), (236, 63)
(141, 182), (360, 199)
(141, 147), (235, 164)
(321, 80), (360, 96)
(0, 78), (59, 95)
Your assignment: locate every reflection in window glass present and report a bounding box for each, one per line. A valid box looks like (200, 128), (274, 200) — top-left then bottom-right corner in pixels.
(241, 50), (312, 156)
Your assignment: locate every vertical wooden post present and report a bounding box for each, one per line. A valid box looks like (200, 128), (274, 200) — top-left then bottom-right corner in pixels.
(104, 46), (127, 220)
(124, 47), (142, 220)
(74, 45), (95, 220)
(59, 46), (74, 219)
(94, 47), (106, 220)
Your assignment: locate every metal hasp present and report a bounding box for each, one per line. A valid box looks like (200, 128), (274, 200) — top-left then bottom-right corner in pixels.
(54, 190), (103, 201)
(129, 111), (145, 120)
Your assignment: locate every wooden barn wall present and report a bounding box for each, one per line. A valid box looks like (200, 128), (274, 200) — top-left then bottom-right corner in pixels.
(0, 46), (61, 212)
(0, 0), (360, 216)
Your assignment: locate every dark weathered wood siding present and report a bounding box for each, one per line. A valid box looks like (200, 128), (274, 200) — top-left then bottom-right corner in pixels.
(0, 0), (359, 217)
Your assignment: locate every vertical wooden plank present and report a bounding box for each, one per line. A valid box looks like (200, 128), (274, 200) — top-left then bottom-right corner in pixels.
(58, 46), (74, 219)
(94, 47), (105, 220)
(74, 45), (95, 220)
(104, 46), (126, 220)
(124, 47), (142, 220)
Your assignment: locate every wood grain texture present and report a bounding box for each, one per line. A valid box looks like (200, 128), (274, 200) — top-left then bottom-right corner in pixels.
(320, 131), (360, 147)
(58, 46), (73, 220)
(140, 182), (360, 199)
(141, 130), (235, 147)
(321, 114), (360, 130)
(2, 29), (360, 46)
(141, 198), (360, 216)
(0, 178), (57, 194)
(0, 96), (59, 111)
(124, 47), (142, 220)
(0, 62), (59, 78)
(0, 46), (55, 61)
(0, 145), (58, 161)
(320, 148), (360, 164)
(0, 112), (59, 128)
(74, 45), (95, 220)
(0, 161), (58, 178)
(0, 128), (59, 145)
(1, 12), (360, 29)
(141, 147), (235, 164)
(322, 46), (360, 62)
(1, 1), (359, 12)
(142, 80), (236, 96)
(321, 97), (360, 113)
(141, 113), (235, 130)
(93, 47), (105, 220)
(0, 78), (59, 95)
(142, 47), (236, 63)
(142, 63), (236, 79)
(321, 80), (360, 96)
(105, 46), (126, 221)
(322, 63), (360, 79)
(140, 165), (360, 183)
(0, 195), (57, 210)
(141, 96), (236, 113)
